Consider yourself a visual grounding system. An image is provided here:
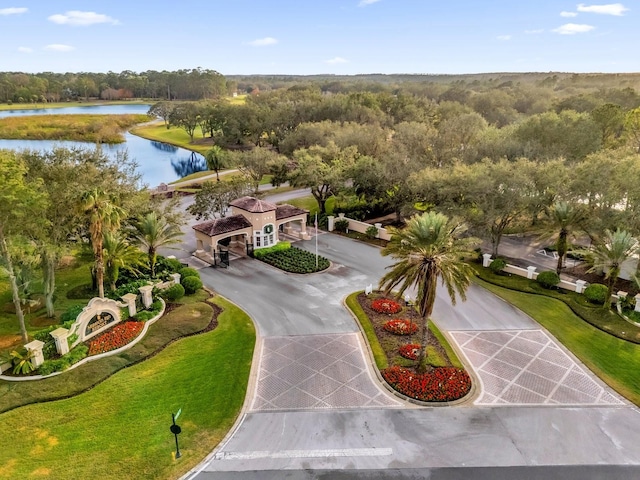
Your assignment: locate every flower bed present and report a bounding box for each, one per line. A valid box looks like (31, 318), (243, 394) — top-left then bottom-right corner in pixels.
(257, 247), (330, 273)
(382, 365), (471, 402)
(371, 298), (402, 315)
(383, 319), (418, 335)
(399, 343), (422, 360)
(88, 321), (144, 356)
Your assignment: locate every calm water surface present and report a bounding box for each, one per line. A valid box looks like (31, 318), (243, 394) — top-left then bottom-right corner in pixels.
(0, 104), (206, 186)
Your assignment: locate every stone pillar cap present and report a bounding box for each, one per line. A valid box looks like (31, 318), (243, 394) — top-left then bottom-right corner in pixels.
(121, 293), (138, 301)
(25, 339), (45, 349)
(139, 285), (154, 292)
(50, 327), (69, 338)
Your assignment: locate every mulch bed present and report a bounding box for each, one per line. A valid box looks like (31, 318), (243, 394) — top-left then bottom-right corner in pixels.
(356, 292), (450, 368)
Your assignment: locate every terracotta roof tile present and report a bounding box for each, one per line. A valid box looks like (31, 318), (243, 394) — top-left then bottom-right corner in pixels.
(276, 204), (308, 220)
(229, 196), (277, 213)
(192, 215), (252, 237)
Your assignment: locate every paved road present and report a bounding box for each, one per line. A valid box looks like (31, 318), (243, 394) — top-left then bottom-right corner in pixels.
(183, 231), (640, 480)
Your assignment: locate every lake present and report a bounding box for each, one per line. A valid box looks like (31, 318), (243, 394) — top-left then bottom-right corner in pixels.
(0, 104), (152, 118)
(0, 104), (207, 187)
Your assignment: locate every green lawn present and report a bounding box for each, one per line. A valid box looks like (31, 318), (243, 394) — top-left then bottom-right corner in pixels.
(0, 295), (255, 480)
(130, 123), (210, 155)
(476, 277), (640, 406)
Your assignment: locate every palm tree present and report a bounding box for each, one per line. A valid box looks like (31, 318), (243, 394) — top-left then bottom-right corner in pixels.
(81, 189), (125, 299)
(583, 228), (638, 309)
(103, 232), (146, 292)
(379, 211), (479, 372)
(205, 146), (227, 182)
(132, 212), (182, 278)
(542, 201), (587, 275)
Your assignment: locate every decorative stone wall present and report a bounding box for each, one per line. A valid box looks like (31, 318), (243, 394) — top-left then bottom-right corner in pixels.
(67, 297), (127, 348)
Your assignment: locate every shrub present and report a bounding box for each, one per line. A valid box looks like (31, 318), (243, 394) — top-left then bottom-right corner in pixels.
(334, 219), (349, 233)
(489, 258), (507, 274)
(536, 271), (560, 289)
(365, 225), (379, 239)
(60, 304), (84, 324)
(161, 283), (185, 301)
(253, 241), (291, 260)
(256, 247), (330, 273)
(156, 256), (184, 274)
(371, 298), (402, 315)
(182, 276), (203, 294)
(38, 345), (88, 375)
(108, 280), (150, 300)
(179, 267), (200, 279)
(584, 283), (608, 305)
(383, 319), (418, 335)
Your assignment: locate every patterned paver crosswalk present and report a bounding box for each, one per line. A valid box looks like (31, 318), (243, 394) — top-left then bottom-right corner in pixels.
(251, 333), (400, 411)
(450, 330), (626, 406)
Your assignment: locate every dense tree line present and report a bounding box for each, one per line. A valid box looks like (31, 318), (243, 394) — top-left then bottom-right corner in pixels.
(0, 68), (228, 103)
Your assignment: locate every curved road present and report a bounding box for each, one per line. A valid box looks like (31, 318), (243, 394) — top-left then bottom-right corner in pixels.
(179, 231), (640, 480)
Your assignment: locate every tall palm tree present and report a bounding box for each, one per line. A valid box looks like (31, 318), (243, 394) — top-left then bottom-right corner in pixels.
(81, 189), (125, 299)
(542, 201), (587, 275)
(205, 146), (227, 182)
(583, 228), (638, 309)
(132, 212), (182, 278)
(103, 232), (146, 292)
(379, 211), (479, 372)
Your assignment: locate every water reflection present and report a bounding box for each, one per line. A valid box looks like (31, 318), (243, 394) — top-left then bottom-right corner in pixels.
(151, 141), (178, 153)
(171, 151), (207, 178)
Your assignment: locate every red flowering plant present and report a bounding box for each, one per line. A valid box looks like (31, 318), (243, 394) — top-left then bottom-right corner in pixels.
(399, 343), (422, 360)
(383, 319), (418, 335)
(381, 366), (471, 402)
(88, 321), (144, 356)
(371, 298), (402, 315)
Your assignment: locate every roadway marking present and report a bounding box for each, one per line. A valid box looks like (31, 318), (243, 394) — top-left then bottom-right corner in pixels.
(213, 447), (393, 460)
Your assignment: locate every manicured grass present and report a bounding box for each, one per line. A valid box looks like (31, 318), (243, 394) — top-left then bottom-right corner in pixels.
(285, 196), (336, 216)
(476, 277), (640, 406)
(346, 292), (388, 369)
(256, 247), (330, 273)
(130, 123), (210, 155)
(473, 264), (640, 343)
(0, 290), (211, 412)
(0, 295), (255, 480)
(0, 114), (150, 143)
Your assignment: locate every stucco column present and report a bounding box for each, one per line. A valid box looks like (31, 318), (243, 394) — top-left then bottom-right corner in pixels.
(50, 328), (70, 355)
(635, 293), (640, 312)
(482, 253), (492, 268)
(24, 340), (45, 368)
(139, 285), (154, 309)
(575, 280), (587, 294)
(327, 215), (335, 232)
(121, 293), (138, 317)
(526, 266), (537, 279)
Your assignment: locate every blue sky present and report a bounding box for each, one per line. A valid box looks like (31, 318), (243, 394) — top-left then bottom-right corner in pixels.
(0, 1), (637, 74)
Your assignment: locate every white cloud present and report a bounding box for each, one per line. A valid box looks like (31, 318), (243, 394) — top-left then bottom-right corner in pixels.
(524, 29), (544, 34)
(48, 11), (120, 26)
(44, 44), (75, 52)
(247, 37), (278, 46)
(577, 3), (629, 15)
(325, 57), (348, 64)
(553, 23), (595, 34)
(359, 0), (381, 6)
(17, 46), (32, 53)
(0, 7), (27, 15)
(497, 35), (511, 41)
(560, 11), (578, 17)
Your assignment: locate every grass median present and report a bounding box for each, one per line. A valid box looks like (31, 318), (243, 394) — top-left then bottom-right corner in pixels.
(0, 295), (256, 480)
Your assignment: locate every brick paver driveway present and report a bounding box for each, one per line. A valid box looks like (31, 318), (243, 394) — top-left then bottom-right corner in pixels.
(450, 330), (625, 406)
(251, 333), (401, 411)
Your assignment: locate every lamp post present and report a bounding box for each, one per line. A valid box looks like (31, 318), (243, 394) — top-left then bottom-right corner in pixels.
(170, 409), (182, 459)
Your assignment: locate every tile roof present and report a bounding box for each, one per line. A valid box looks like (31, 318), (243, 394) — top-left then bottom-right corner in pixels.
(192, 214), (252, 237)
(229, 196), (277, 213)
(276, 204), (308, 220)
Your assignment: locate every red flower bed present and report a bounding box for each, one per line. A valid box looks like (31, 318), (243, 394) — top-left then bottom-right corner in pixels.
(371, 298), (402, 314)
(383, 319), (418, 335)
(88, 321), (144, 356)
(381, 366), (472, 402)
(399, 343), (422, 360)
